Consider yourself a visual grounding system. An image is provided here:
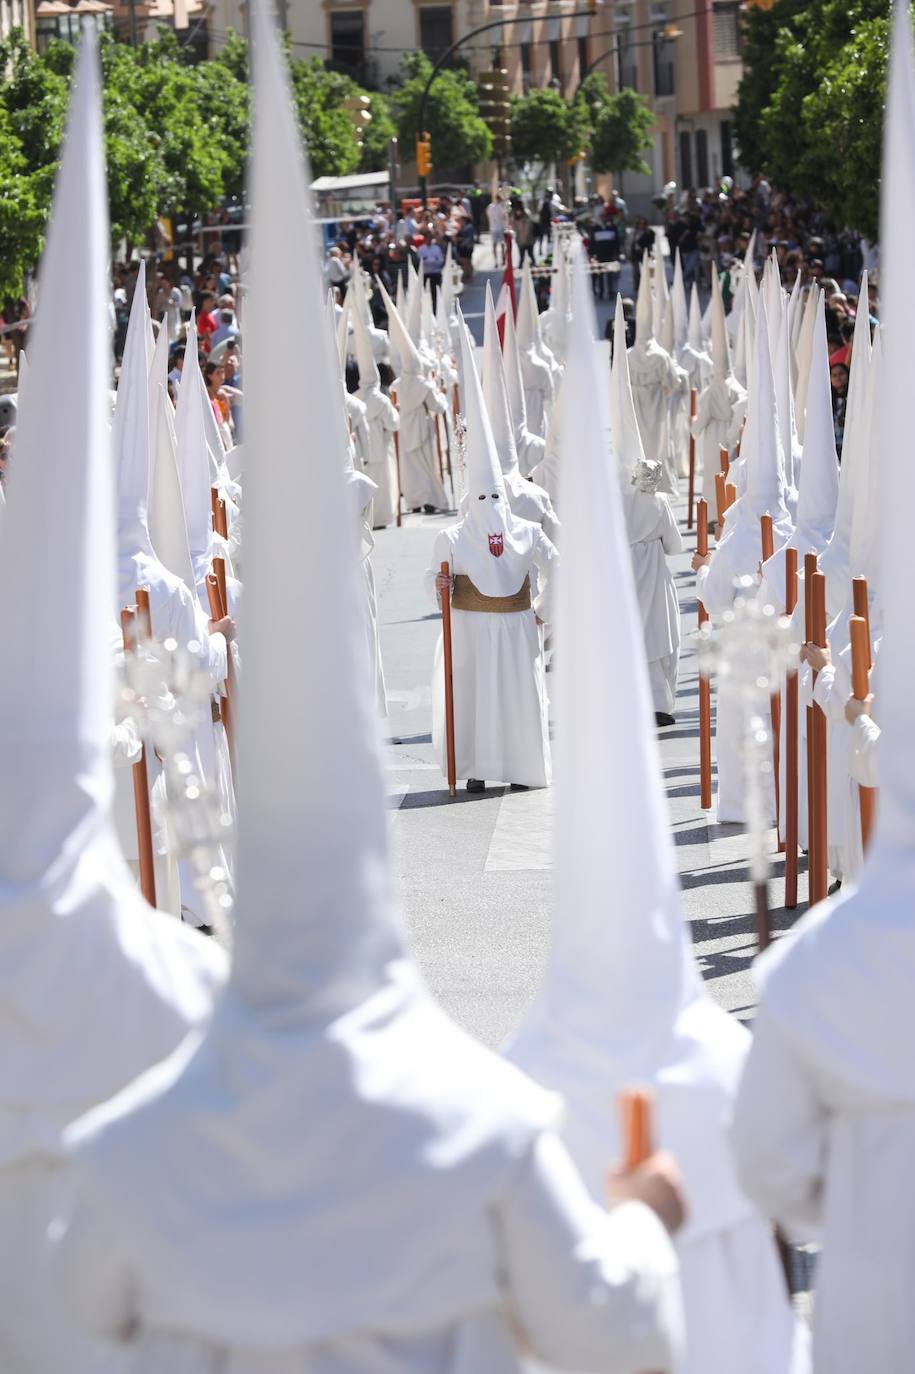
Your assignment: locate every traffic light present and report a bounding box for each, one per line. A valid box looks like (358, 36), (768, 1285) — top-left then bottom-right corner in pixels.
(416, 131), (432, 177)
(343, 94), (372, 152)
(477, 68), (512, 160)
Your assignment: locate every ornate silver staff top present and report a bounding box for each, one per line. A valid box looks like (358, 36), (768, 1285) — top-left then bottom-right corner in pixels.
(698, 576), (799, 885)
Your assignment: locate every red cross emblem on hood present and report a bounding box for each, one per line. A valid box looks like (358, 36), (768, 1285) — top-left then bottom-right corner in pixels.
(488, 532), (504, 558)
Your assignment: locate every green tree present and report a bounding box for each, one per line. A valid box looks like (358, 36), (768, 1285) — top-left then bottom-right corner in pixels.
(0, 103), (49, 302)
(510, 87), (586, 167)
(289, 55), (361, 177)
(734, 0), (890, 241)
(389, 52), (491, 171)
(587, 87), (654, 177)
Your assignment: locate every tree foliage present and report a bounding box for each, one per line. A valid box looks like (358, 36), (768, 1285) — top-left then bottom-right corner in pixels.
(510, 87), (587, 166)
(389, 52), (492, 171)
(580, 79), (654, 176)
(734, 0), (890, 241)
(0, 27), (394, 296)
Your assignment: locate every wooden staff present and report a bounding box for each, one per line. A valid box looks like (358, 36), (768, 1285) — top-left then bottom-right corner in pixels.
(210, 486), (219, 525)
(120, 606), (157, 908)
(391, 386), (403, 528)
(852, 576), (871, 667)
(135, 584), (152, 642)
(849, 614), (876, 852)
(719, 444), (729, 478)
(452, 382), (460, 425)
(439, 560), (457, 797)
(686, 387), (697, 530)
(619, 1087), (653, 1169)
(760, 515), (782, 848)
(724, 480), (737, 511)
(715, 471), (727, 536)
(206, 570), (236, 778)
(784, 548), (799, 909)
(434, 408), (446, 485)
(214, 497), (229, 541)
(697, 500), (713, 810)
(810, 568), (829, 905)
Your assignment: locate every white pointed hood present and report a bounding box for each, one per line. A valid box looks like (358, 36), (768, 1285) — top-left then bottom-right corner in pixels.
(671, 249), (688, 354)
(517, 258), (558, 385)
(848, 324), (882, 587)
(635, 250), (653, 344)
(817, 271), (872, 616)
(773, 291), (801, 497)
(609, 294), (646, 475)
(792, 284), (820, 444)
(148, 321), (196, 592)
(0, 28), (222, 1164)
(501, 294), (530, 444)
(687, 283), (703, 351)
(382, 281), (423, 378)
(481, 283), (520, 478)
(173, 319), (216, 572)
(652, 247), (668, 341)
(757, 0), (915, 1105)
(351, 283), (380, 391)
(114, 258), (155, 601)
(63, 8), (556, 1336)
(710, 266), (731, 380)
(506, 251), (752, 1242)
(762, 297), (839, 600)
(452, 311), (537, 595)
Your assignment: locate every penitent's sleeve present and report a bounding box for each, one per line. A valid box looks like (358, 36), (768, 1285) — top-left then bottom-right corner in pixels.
(496, 1132), (684, 1373)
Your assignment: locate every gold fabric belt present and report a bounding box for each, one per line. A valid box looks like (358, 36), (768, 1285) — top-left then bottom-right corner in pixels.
(451, 573), (531, 613)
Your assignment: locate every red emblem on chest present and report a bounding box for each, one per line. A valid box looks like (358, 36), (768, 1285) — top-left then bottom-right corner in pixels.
(488, 532), (504, 558)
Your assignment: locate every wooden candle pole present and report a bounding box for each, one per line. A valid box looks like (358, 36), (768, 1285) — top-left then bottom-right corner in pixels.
(803, 554), (818, 903)
(434, 409), (446, 485)
(852, 576), (872, 667)
(784, 548), (799, 909)
(697, 499), (713, 811)
(210, 486), (219, 525)
(135, 585), (153, 642)
(715, 471), (727, 537)
(439, 561), (457, 798)
(391, 386), (403, 528)
(719, 444), (730, 478)
(849, 614), (876, 852)
(724, 480), (737, 512)
(619, 1087), (653, 1169)
(120, 606), (157, 908)
(810, 569), (829, 905)
(687, 387), (697, 531)
(214, 497), (229, 541)
(760, 515), (782, 848)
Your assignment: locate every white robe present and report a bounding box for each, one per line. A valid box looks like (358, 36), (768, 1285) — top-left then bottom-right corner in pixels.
(628, 342), (685, 497)
(427, 526), (557, 788)
(520, 348), (554, 446)
(358, 385), (400, 528)
(56, 1134), (682, 1374)
(623, 487), (682, 715)
(397, 373), (449, 511)
(733, 1002), (915, 1374)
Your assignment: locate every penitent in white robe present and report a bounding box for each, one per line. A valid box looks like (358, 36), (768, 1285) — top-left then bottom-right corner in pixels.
(622, 487), (682, 716)
(358, 384), (400, 528)
(426, 526), (557, 788)
(397, 374), (449, 511)
(628, 341), (685, 497)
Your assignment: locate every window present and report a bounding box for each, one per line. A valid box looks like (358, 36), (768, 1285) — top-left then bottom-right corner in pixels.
(36, 8), (111, 52)
(549, 37), (561, 89)
(712, 2), (741, 60)
(696, 128), (709, 187)
(520, 39), (532, 93)
(419, 5), (453, 63)
(679, 130), (693, 189)
(329, 9), (365, 73)
(578, 34), (588, 80)
(653, 33), (675, 97)
(720, 119), (733, 177)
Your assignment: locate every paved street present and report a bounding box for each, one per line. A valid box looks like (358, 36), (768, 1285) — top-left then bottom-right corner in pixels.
(375, 355), (809, 1049)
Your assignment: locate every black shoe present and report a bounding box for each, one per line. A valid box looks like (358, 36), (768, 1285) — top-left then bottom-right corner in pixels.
(655, 712), (676, 727)
(466, 778), (485, 793)
(411, 506), (422, 513)
(422, 503), (438, 514)
(509, 783), (529, 792)
(194, 924), (214, 938)
(828, 878), (842, 896)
